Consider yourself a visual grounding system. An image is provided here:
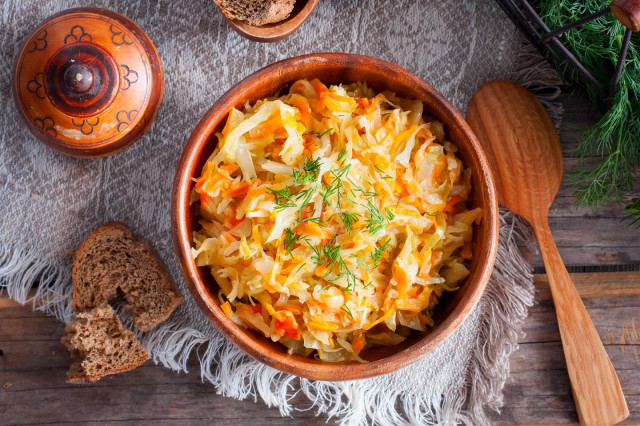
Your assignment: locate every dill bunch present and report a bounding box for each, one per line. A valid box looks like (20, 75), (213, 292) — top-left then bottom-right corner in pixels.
(536, 0), (640, 225)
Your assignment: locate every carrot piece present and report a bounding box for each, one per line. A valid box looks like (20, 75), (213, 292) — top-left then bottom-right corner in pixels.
(288, 94), (312, 126)
(445, 194), (465, 214)
(308, 319), (339, 332)
(418, 314), (428, 326)
(221, 301), (234, 318)
(222, 181), (250, 198)
(228, 207), (245, 227)
(248, 116), (284, 139)
(310, 78), (328, 96)
(296, 221), (332, 240)
(352, 335), (366, 355)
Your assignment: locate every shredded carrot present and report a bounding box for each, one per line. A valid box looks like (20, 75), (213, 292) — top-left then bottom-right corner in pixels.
(221, 301), (234, 318)
(308, 319), (340, 332)
(248, 115), (284, 139)
(351, 335), (366, 354)
(363, 308), (396, 331)
(222, 181), (250, 198)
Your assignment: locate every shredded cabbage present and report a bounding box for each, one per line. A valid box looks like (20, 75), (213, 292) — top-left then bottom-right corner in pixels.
(192, 79), (482, 362)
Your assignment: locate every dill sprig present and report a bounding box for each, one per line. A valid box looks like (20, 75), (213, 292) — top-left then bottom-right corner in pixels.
(623, 198), (640, 228)
(341, 210), (361, 233)
(307, 237), (358, 293)
(283, 228), (300, 254)
(374, 165), (393, 180)
(363, 198), (386, 234)
(340, 305), (354, 319)
(267, 187), (296, 211)
(306, 128), (333, 137)
(293, 157), (322, 186)
(370, 238), (391, 269)
(537, 0), (640, 223)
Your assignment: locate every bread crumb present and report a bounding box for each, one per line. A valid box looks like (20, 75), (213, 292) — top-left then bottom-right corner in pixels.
(2, 383), (12, 389)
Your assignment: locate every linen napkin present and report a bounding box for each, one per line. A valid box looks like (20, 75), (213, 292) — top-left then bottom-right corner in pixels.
(0, 0), (542, 423)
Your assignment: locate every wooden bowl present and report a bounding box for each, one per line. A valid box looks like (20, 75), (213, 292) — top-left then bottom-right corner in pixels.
(172, 53), (499, 381)
(221, 0), (321, 42)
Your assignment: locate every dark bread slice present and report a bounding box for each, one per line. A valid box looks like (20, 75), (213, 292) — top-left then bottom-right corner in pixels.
(72, 222), (182, 332)
(213, 0), (295, 26)
(62, 304), (148, 383)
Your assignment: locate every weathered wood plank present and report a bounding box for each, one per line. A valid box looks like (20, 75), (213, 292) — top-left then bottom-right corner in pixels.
(519, 93), (640, 269)
(534, 272), (640, 301)
(2, 271), (639, 425)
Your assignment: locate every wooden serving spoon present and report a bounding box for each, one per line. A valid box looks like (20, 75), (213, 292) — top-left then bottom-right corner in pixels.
(467, 81), (629, 426)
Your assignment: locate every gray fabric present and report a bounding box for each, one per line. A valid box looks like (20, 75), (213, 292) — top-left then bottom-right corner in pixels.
(0, 1), (535, 424)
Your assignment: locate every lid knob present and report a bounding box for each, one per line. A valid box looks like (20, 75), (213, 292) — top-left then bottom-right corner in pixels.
(13, 7), (164, 158)
(64, 64), (94, 94)
(44, 42), (120, 117)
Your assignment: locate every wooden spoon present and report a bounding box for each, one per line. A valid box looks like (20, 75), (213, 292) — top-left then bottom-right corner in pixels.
(221, 0), (321, 43)
(467, 81), (629, 426)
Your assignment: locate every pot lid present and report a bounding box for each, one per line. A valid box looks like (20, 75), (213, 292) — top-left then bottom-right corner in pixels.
(13, 7), (164, 158)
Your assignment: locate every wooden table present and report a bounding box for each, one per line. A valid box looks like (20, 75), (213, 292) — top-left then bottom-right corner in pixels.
(1, 93), (639, 425)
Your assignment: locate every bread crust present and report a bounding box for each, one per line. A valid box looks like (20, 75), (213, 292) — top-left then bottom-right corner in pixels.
(213, 0), (295, 26)
(62, 304), (149, 384)
(64, 352), (148, 384)
(72, 222), (182, 331)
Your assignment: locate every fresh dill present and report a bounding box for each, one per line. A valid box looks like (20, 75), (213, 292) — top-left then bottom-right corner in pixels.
(385, 207), (395, 221)
(322, 164), (354, 206)
(294, 262), (307, 274)
(350, 252), (369, 270)
(370, 238), (391, 269)
(623, 198), (640, 228)
(295, 186), (316, 211)
(337, 150), (347, 162)
(297, 216), (329, 226)
(340, 305), (354, 319)
(363, 198), (386, 234)
(306, 128), (333, 137)
(283, 228), (299, 254)
(537, 0), (640, 222)
(293, 157), (322, 185)
(374, 165), (393, 179)
(267, 187), (296, 211)
(425, 211), (438, 217)
(307, 237), (357, 293)
(309, 237), (342, 269)
(341, 210), (361, 232)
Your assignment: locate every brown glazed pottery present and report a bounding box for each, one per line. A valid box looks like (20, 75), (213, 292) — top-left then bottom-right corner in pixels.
(172, 53), (499, 381)
(221, 0), (321, 42)
(13, 7), (164, 158)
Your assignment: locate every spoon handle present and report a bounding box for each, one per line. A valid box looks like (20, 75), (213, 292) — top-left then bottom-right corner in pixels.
(533, 217), (629, 425)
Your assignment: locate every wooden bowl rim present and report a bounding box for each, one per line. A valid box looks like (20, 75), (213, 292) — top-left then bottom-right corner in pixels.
(222, 0), (321, 43)
(172, 52), (499, 381)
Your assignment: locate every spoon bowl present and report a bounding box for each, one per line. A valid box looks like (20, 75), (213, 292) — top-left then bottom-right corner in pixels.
(467, 81), (562, 220)
(467, 80), (628, 426)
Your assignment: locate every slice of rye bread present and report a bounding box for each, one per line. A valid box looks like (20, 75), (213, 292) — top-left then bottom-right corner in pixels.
(213, 0), (295, 26)
(62, 304), (148, 384)
(72, 222), (182, 332)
